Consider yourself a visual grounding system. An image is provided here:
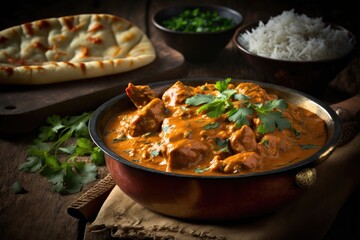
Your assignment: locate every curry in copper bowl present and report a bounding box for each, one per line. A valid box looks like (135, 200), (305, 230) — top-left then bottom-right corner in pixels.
(89, 78), (341, 221)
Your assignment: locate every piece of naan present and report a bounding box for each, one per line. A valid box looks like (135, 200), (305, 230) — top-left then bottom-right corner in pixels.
(0, 13), (156, 85)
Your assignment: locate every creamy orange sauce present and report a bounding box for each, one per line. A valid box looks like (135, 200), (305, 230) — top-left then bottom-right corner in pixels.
(104, 81), (327, 176)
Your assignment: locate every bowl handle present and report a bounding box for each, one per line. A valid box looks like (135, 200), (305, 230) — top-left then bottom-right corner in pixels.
(295, 168), (317, 189)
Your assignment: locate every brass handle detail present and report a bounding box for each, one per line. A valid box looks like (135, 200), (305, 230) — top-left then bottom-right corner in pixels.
(295, 168), (316, 189)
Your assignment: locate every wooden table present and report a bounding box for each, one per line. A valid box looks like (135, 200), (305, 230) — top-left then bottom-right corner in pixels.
(1, 1), (359, 239)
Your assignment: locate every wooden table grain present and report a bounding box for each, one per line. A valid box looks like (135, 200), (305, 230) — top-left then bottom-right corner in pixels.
(0, 1), (359, 240)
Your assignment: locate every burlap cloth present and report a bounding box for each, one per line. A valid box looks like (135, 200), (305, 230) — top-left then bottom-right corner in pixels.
(88, 123), (360, 240)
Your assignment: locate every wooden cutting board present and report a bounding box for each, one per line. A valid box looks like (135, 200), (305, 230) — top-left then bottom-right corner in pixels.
(0, 41), (185, 135)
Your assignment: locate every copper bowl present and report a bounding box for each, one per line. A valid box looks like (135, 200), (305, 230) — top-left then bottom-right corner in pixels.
(89, 78), (342, 222)
(233, 22), (357, 94)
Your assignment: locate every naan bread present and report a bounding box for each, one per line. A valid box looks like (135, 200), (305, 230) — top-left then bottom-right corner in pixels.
(0, 14), (156, 85)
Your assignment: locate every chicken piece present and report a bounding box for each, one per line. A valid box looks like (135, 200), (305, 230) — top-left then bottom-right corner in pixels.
(162, 81), (194, 106)
(235, 82), (275, 103)
(127, 98), (166, 137)
(257, 133), (293, 157)
(126, 82), (157, 108)
(165, 139), (209, 171)
(229, 125), (258, 153)
(210, 152), (261, 174)
(258, 134), (281, 157)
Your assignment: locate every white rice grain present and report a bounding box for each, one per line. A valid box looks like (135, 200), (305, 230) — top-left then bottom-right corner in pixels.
(238, 9), (355, 61)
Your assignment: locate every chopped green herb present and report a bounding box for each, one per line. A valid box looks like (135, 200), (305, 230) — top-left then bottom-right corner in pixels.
(195, 166), (211, 173)
(113, 136), (127, 142)
(161, 8), (235, 33)
(215, 138), (230, 153)
(185, 130), (192, 138)
(150, 149), (160, 157)
(150, 143), (162, 157)
(215, 138), (228, 147)
(261, 139), (269, 147)
(294, 129), (301, 138)
(203, 122), (219, 130)
(162, 125), (173, 133)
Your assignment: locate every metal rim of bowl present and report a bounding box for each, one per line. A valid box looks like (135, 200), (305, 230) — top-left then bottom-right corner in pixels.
(152, 5), (244, 35)
(89, 77), (342, 179)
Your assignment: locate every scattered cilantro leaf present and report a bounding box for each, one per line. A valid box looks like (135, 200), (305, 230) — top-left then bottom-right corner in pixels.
(12, 181), (27, 194)
(19, 112), (104, 195)
(91, 147), (105, 166)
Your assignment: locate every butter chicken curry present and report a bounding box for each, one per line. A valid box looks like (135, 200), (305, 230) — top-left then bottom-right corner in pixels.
(104, 79), (327, 175)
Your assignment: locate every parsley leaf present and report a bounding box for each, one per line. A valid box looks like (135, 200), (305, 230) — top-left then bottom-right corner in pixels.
(19, 112), (104, 195)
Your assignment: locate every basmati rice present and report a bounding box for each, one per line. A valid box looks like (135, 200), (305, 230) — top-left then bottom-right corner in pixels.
(238, 9), (355, 61)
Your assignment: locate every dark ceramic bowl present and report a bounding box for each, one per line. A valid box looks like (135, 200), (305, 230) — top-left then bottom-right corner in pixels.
(89, 78), (342, 222)
(152, 5), (243, 61)
(233, 22), (357, 94)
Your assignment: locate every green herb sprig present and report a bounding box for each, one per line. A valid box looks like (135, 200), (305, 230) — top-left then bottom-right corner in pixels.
(19, 112), (104, 195)
(185, 78), (292, 134)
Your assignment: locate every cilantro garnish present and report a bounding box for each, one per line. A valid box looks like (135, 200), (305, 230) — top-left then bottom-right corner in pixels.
(215, 77), (232, 92)
(185, 94), (214, 106)
(252, 99), (291, 134)
(186, 78), (292, 134)
(19, 112), (104, 195)
(227, 107), (253, 128)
